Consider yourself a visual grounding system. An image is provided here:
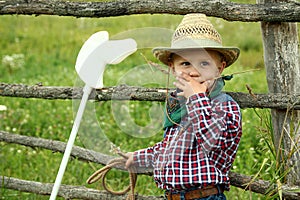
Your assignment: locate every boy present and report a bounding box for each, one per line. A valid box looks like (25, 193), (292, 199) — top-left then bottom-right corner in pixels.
(126, 14), (242, 200)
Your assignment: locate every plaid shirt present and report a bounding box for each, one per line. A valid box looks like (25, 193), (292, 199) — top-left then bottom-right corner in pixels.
(133, 93), (242, 191)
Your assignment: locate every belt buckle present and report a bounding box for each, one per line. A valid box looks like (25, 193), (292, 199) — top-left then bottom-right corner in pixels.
(164, 191), (170, 200)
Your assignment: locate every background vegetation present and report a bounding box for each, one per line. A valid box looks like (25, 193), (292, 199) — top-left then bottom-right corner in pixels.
(1, 1), (299, 199)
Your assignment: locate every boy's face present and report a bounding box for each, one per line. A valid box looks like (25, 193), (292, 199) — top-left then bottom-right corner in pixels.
(169, 49), (226, 87)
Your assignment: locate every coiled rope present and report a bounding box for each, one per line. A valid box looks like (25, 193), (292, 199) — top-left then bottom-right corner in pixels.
(86, 150), (138, 200)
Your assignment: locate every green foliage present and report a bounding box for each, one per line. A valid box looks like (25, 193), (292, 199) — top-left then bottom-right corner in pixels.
(1, 13), (298, 199)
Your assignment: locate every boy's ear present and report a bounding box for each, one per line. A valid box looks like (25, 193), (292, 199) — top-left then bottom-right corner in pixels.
(219, 61), (226, 73)
(168, 62), (175, 73)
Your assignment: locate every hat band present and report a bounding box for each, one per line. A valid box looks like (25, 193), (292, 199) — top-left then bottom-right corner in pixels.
(171, 38), (222, 49)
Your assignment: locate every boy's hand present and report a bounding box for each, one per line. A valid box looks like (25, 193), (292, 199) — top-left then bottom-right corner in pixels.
(125, 152), (134, 169)
(174, 72), (210, 98)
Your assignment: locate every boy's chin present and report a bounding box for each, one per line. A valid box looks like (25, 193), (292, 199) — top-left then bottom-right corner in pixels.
(207, 81), (216, 91)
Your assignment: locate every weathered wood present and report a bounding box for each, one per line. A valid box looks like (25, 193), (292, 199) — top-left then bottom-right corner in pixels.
(1, 176), (164, 200)
(1, 131), (300, 199)
(0, 0), (300, 22)
(0, 130), (113, 166)
(229, 172), (300, 200)
(259, 0), (300, 187)
(0, 83), (300, 110)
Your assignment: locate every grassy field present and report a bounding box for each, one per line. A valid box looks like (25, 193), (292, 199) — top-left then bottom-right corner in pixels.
(0, 8), (298, 200)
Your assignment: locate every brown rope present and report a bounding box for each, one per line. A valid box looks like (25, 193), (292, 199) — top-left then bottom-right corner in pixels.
(86, 152), (138, 200)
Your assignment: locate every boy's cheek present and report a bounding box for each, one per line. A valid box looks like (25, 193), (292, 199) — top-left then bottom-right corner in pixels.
(200, 73), (215, 81)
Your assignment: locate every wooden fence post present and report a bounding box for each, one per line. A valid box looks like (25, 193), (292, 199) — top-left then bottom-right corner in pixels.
(258, 0), (300, 186)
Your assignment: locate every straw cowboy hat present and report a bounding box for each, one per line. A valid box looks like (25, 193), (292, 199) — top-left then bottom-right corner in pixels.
(152, 14), (240, 67)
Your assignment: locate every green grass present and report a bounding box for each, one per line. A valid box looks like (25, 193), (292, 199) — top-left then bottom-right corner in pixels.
(0, 12), (299, 200)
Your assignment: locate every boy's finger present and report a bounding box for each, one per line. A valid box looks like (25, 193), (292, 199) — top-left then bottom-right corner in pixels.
(175, 77), (187, 86)
(173, 81), (184, 89)
(125, 160), (130, 169)
(179, 72), (192, 82)
(177, 91), (185, 96)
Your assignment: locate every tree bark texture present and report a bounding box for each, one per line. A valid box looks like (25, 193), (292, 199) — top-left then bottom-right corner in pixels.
(1, 131), (300, 199)
(0, 83), (300, 110)
(0, 130), (113, 167)
(0, 0), (299, 22)
(259, 0), (300, 187)
(1, 176), (164, 200)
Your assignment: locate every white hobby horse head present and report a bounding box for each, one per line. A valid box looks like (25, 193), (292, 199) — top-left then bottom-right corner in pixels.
(75, 31), (137, 88)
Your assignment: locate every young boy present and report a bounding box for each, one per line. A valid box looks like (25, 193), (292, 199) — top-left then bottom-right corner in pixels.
(126, 14), (242, 200)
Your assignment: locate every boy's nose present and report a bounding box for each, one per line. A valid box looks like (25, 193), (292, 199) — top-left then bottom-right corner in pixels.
(189, 71), (201, 77)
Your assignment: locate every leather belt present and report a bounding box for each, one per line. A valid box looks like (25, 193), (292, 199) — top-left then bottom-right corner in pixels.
(165, 185), (224, 200)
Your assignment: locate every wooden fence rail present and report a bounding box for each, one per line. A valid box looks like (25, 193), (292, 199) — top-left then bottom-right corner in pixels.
(0, 0), (300, 22)
(1, 83), (300, 110)
(2, 176), (163, 200)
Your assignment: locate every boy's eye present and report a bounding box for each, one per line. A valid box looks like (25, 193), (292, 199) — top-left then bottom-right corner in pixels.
(200, 61), (210, 67)
(181, 62), (191, 66)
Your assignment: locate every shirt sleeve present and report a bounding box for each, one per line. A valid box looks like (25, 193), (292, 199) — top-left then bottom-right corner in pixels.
(133, 140), (164, 168)
(186, 93), (241, 153)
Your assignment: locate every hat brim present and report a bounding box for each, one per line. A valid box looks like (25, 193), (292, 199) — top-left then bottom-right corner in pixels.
(152, 46), (240, 68)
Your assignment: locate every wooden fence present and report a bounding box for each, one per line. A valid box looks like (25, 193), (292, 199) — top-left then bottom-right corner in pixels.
(1, 0), (299, 199)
